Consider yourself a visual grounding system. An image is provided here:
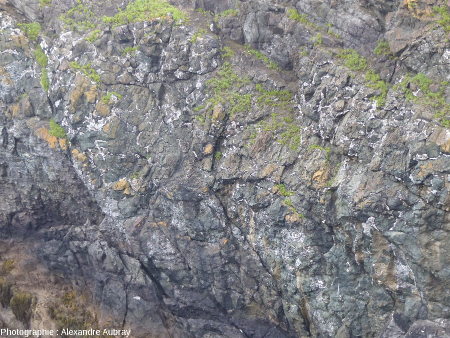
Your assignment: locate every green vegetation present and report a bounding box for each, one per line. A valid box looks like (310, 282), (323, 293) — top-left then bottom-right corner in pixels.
(215, 9), (239, 21)
(374, 40), (391, 56)
(365, 70), (389, 107)
(336, 49), (389, 107)
(206, 62), (249, 94)
(122, 46), (139, 55)
(245, 46), (279, 70)
(275, 184), (294, 197)
(218, 9), (239, 17)
(34, 46), (50, 91)
(326, 23), (341, 39)
(283, 198), (304, 219)
(255, 84), (293, 109)
(48, 291), (98, 335)
(199, 63), (300, 150)
(312, 32), (323, 46)
(39, 0), (52, 6)
(85, 29), (101, 43)
(41, 69), (50, 92)
(129, 172), (140, 179)
(299, 47), (309, 57)
(0, 278), (13, 307)
(1, 259), (15, 275)
(60, 0), (96, 32)
(10, 292), (33, 324)
(259, 113), (302, 151)
(17, 22), (41, 41)
(433, 6), (450, 32)
(34, 46), (48, 68)
(200, 62), (251, 119)
(325, 162), (342, 187)
(190, 29), (207, 43)
(214, 151), (223, 160)
(337, 49), (367, 71)
(309, 144), (331, 160)
(194, 115), (206, 124)
(69, 61), (100, 83)
(395, 73), (450, 128)
(101, 92), (122, 104)
(287, 8), (341, 40)
(195, 8), (211, 15)
(49, 120), (67, 139)
(287, 8), (317, 29)
(102, 0), (186, 27)
(251, 84), (300, 150)
(221, 46), (235, 59)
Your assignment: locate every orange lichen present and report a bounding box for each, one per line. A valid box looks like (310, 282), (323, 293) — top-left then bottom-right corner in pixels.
(71, 149), (88, 162)
(35, 127), (59, 149)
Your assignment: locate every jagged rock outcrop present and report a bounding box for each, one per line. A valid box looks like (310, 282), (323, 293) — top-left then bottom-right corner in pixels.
(0, 0), (449, 337)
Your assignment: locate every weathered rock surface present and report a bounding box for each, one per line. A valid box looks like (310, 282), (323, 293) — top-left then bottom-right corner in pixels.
(0, 0), (449, 337)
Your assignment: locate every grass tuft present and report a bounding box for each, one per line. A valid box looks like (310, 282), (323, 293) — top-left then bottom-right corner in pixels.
(17, 22), (41, 41)
(103, 0), (186, 27)
(69, 61), (100, 83)
(337, 49), (367, 71)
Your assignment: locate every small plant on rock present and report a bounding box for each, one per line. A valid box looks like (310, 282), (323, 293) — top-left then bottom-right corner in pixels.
(49, 120), (67, 139)
(10, 292), (34, 324)
(17, 22), (41, 41)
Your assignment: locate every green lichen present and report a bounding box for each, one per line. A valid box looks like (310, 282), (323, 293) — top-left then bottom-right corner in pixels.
(102, 0), (186, 27)
(49, 120), (67, 139)
(214, 151), (223, 160)
(69, 61), (101, 83)
(17, 22), (41, 41)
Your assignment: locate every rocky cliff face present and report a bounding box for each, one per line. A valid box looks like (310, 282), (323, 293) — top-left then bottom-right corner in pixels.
(0, 0), (449, 337)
